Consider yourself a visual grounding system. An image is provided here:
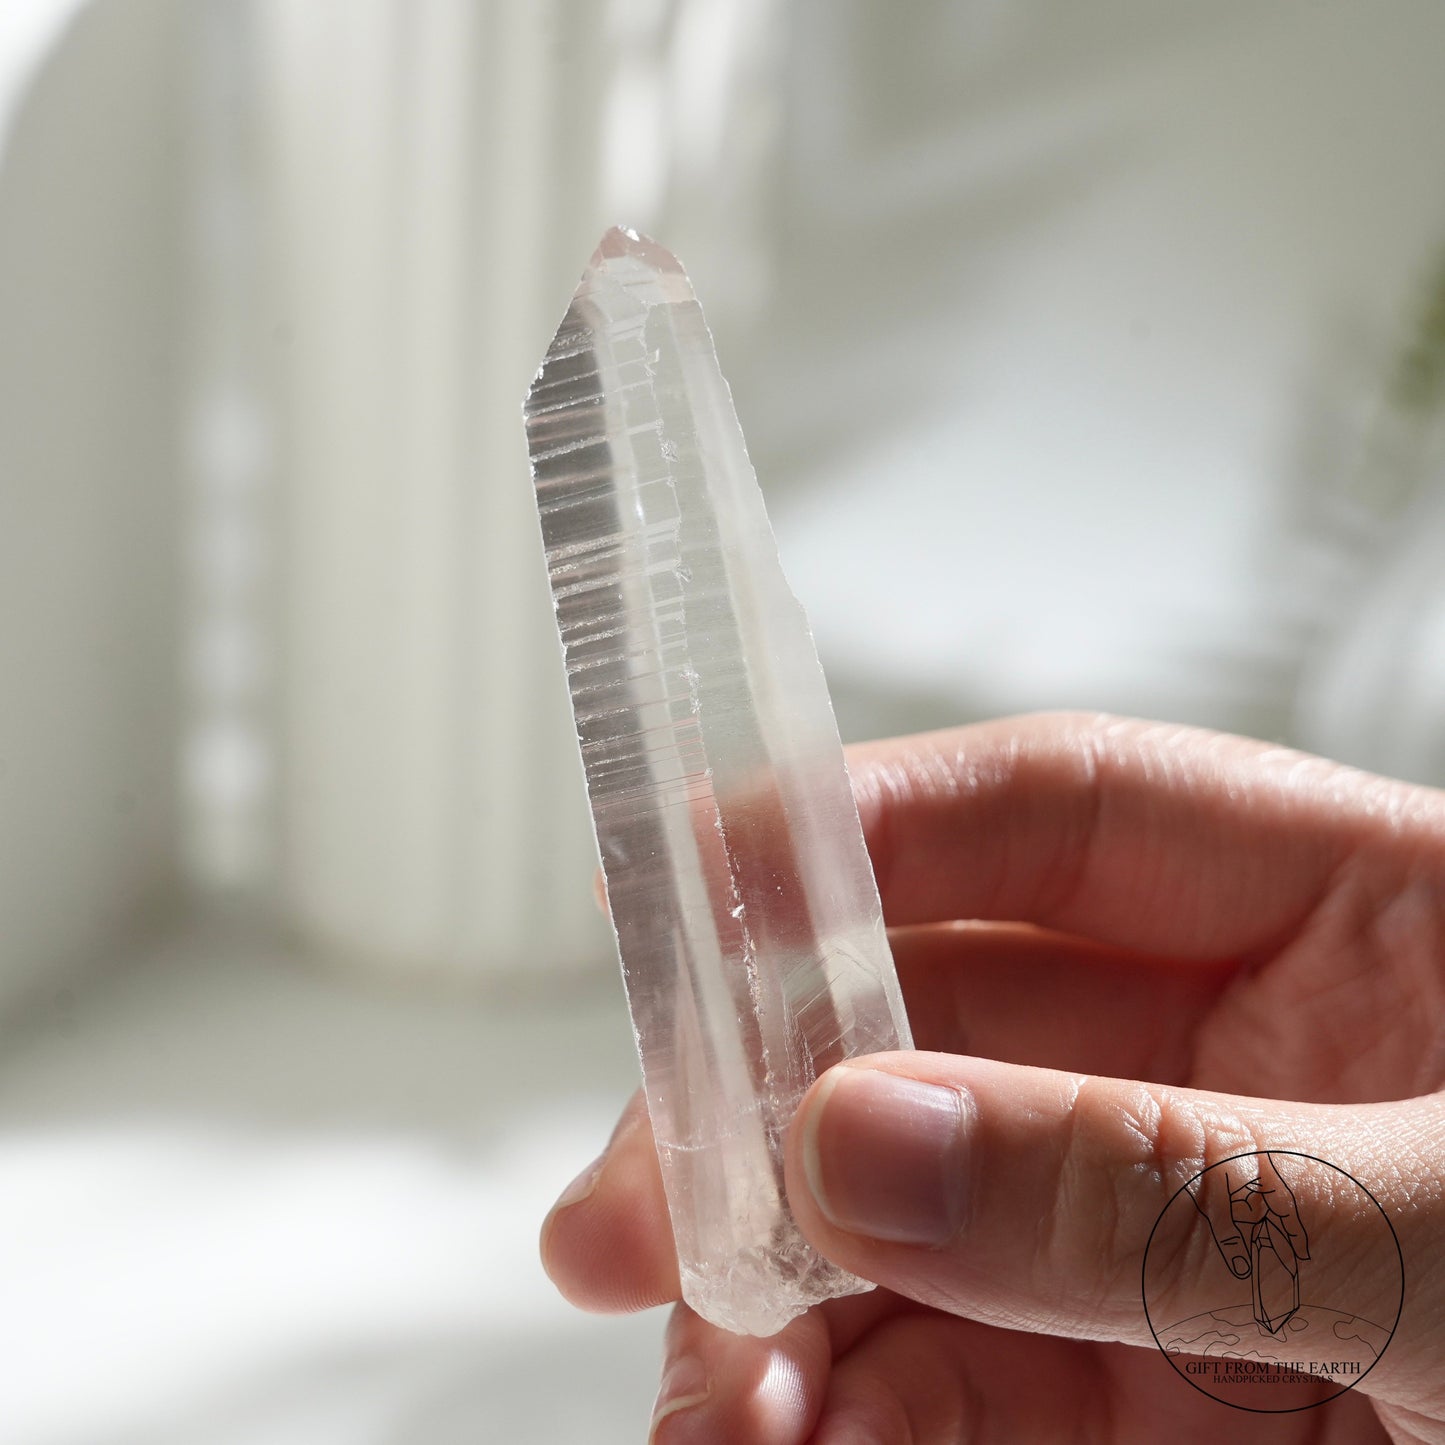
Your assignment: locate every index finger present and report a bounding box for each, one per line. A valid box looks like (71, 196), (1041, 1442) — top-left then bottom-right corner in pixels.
(847, 712), (1445, 959)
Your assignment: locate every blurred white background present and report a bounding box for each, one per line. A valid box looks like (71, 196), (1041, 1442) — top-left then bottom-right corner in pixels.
(3, 1), (1445, 1441)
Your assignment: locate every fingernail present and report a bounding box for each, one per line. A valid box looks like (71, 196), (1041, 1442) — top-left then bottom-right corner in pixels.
(553, 1154), (604, 1212)
(648, 1355), (710, 1443)
(801, 1068), (970, 1246)
(1229, 1253), (1251, 1278)
(552, 1101), (644, 1213)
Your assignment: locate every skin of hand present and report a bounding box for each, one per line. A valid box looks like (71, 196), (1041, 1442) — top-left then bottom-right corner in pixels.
(540, 714), (1445, 1444)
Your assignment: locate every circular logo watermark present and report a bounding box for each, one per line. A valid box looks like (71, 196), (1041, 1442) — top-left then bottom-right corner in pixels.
(1142, 1151), (1403, 1412)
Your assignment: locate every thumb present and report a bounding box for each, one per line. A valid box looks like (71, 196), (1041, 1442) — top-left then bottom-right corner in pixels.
(785, 1054), (1440, 1415)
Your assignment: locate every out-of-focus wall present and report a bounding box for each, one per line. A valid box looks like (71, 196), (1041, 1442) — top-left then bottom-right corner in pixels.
(738, 1), (1445, 767)
(0, 0), (183, 1016)
(252, 0), (618, 982)
(6, 0), (1445, 1011)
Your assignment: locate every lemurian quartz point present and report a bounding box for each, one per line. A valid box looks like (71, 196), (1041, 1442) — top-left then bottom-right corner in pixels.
(524, 228), (913, 1336)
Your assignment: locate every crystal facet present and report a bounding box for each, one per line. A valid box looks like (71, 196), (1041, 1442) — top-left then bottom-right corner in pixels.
(524, 228), (914, 1336)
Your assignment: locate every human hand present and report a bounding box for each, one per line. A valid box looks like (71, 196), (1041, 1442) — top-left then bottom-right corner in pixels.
(1187, 1150), (1310, 1284)
(541, 714), (1445, 1442)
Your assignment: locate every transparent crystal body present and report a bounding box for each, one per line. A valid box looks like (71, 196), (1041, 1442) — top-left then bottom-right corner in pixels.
(525, 228), (913, 1336)
(1251, 1218), (1302, 1337)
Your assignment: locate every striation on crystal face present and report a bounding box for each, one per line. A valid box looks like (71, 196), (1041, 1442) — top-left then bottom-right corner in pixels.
(524, 227), (913, 1336)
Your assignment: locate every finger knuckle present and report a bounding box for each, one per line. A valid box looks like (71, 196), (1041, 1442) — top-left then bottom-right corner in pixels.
(1044, 1078), (1264, 1330)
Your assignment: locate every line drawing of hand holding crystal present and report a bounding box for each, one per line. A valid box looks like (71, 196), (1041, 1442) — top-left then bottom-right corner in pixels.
(1188, 1152), (1312, 1335)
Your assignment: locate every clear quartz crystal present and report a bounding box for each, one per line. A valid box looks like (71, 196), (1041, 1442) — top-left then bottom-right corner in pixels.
(524, 227), (913, 1336)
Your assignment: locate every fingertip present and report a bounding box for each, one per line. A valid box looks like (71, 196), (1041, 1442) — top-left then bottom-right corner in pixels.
(649, 1303), (829, 1445)
(541, 1162), (681, 1314)
(649, 1353), (712, 1444)
(540, 1096), (681, 1314)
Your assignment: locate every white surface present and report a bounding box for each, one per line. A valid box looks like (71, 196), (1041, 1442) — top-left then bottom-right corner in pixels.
(0, 929), (664, 1445)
